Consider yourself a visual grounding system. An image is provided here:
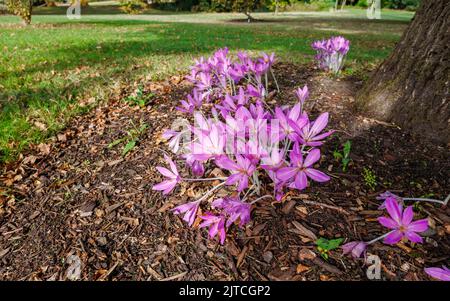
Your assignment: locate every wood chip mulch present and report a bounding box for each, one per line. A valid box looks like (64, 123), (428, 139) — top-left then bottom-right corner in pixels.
(0, 63), (448, 281)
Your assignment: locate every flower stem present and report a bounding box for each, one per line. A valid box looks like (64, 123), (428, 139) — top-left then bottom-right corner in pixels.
(367, 230), (395, 245)
(444, 194), (450, 206)
(403, 196), (448, 206)
(197, 181), (226, 203)
(242, 184), (256, 201)
(270, 68), (280, 93)
(183, 177), (227, 182)
(265, 73), (269, 93)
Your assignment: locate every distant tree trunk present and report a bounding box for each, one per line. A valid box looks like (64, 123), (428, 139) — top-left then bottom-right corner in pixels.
(274, 0), (279, 14)
(244, 10), (255, 22)
(356, 0), (450, 143)
(340, 0), (346, 10)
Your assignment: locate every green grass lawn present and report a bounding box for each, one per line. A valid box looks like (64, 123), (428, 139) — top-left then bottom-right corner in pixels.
(0, 6), (414, 162)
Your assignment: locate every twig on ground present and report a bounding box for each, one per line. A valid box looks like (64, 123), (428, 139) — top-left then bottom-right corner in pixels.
(292, 198), (350, 215)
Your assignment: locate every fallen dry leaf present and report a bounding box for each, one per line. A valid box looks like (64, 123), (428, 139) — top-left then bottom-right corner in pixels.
(296, 264), (310, 274)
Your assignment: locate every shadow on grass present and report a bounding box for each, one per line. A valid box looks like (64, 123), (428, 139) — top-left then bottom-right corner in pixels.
(3, 18), (398, 108)
(32, 5), (193, 16)
(227, 15), (411, 25)
(0, 15), (404, 161)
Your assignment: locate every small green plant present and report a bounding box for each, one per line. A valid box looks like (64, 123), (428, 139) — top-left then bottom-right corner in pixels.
(333, 140), (352, 172)
(125, 86), (153, 107)
(108, 122), (148, 156)
(316, 237), (344, 260)
(362, 167), (377, 190)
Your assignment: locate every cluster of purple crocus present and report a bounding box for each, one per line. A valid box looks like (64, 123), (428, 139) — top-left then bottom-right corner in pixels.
(312, 36), (350, 75)
(343, 192), (450, 281)
(153, 48), (333, 245)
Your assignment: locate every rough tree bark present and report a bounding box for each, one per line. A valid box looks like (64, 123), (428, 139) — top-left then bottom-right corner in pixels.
(356, 0), (449, 144)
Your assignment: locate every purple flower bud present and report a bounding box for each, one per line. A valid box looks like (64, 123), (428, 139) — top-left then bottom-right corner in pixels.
(191, 160), (205, 177)
(342, 241), (367, 258)
(295, 85), (309, 105)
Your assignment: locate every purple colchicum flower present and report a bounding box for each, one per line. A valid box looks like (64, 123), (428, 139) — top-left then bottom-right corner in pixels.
(162, 129), (183, 154)
(171, 201), (200, 226)
(154, 49), (334, 245)
(378, 197), (428, 245)
(294, 112), (334, 146)
(191, 124), (225, 161)
(176, 88), (203, 114)
(212, 197), (251, 227)
(376, 191), (402, 209)
(199, 213), (227, 245)
(216, 155), (256, 192)
(274, 104), (307, 142)
(276, 146), (330, 190)
(312, 36), (350, 74)
(295, 85), (309, 105)
(424, 266), (450, 281)
(152, 154), (181, 195)
(342, 241), (367, 259)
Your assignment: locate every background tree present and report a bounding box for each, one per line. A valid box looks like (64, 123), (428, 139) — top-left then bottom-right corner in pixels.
(356, 0), (449, 143)
(268, 0), (294, 14)
(5, 0), (33, 25)
(211, 0), (265, 21)
(119, 0), (148, 14)
(44, 0), (55, 6)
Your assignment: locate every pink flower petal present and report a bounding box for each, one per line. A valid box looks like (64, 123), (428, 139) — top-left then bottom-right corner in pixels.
(156, 166), (175, 179)
(303, 149), (321, 167)
(310, 112), (328, 136)
(209, 222), (219, 239)
(425, 267), (450, 281)
(378, 217), (398, 229)
(152, 180), (175, 192)
(310, 130), (335, 141)
(385, 197), (402, 224)
(276, 167), (298, 182)
(226, 173), (241, 185)
(171, 203), (192, 214)
(288, 103), (301, 121)
(402, 206), (414, 225)
(216, 156), (239, 171)
(162, 181), (177, 195)
(342, 241), (358, 255)
(237, 175), (249, 192)
(292, 171), (308, 190)
(183, 208), (197, 226)
(352, 242), (367, 258)
(405, 231), (423, 244)
(383, 230), (403, 245)
(164, 154), (179, 176)
(304, 168), (330, 182)
(408, 219), (428, 233)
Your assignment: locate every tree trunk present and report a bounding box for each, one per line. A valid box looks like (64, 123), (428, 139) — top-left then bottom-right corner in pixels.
(244, 11), (254, 23)
(356, 0), (450, 144)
